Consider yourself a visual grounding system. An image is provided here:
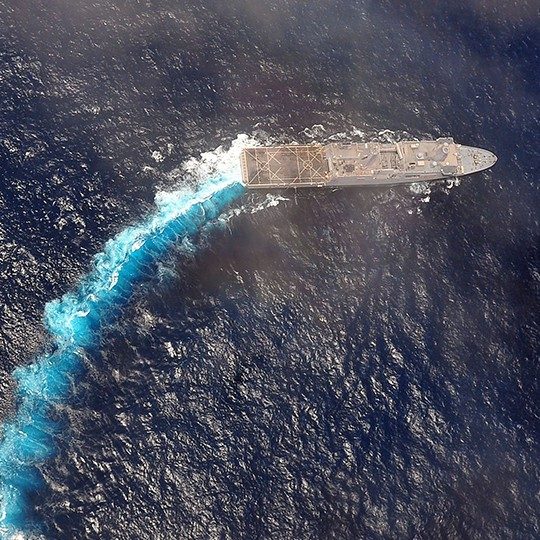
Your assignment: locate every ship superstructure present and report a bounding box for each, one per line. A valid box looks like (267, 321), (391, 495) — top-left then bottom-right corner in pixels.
(240, 138), (496, 189)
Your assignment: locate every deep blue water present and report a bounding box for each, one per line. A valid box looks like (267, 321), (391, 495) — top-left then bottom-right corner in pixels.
(0, 1), (538, 538)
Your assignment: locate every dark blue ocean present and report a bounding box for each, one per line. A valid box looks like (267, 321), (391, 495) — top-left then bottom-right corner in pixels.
(0, 1), (538, 538)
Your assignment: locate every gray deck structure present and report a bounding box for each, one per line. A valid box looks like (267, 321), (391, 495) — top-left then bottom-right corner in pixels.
(240, 138), (497, 189)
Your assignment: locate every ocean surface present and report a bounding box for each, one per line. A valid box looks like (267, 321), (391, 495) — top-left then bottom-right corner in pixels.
(0, 1), (538, 538)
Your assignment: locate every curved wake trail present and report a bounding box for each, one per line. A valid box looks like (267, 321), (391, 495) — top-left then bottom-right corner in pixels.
(0, 146), (248, 537)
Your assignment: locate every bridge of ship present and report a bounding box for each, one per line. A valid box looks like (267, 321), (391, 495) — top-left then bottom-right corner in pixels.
(241, 139), (460, 187)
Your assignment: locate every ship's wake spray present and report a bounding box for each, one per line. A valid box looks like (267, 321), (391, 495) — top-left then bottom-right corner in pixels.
(0, 136), (255, 538)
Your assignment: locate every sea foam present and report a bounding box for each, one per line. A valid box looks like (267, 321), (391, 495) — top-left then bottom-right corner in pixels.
(0, 136), (253, 538)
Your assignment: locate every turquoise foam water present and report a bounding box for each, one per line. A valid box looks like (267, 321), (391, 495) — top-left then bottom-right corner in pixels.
(0, 176), (245, 538)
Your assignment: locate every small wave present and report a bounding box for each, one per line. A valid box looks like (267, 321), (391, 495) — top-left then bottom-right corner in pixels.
(218, 193), (290, 225)
(409, 182), (432, 196)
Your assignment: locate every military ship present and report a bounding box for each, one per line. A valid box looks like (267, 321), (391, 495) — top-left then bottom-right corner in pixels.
(240, 138), (497, 189)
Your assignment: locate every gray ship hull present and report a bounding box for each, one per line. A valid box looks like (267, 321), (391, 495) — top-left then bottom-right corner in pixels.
(240, 138), (497, 189)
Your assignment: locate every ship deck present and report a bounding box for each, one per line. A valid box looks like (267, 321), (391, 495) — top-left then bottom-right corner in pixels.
(240, 139), (496, 188)
(241, 146), (329, 188)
